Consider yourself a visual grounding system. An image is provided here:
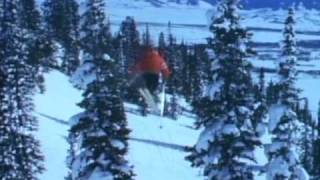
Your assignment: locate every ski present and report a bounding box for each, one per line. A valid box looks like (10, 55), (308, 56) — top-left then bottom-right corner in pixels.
(138, 88), (160, 114)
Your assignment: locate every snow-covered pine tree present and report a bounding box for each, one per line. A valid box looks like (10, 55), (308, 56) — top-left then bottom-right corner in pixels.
(0, 0), (44, 179)
(165, 22), (179, 94)
(61, 0), (81, 74)
(266, 80), (280, 106)
(119, 16), (140, 75)
(42, 0), (65, 40)
(258, 68), (266, 96)
(180, 42), (193, 100)
(68, 55), (134, 180)
(42, 0), (81, 74)
(42, 0), (79, 46)
(118, 16), (140, 102)
(68, 1), (134, 179)
(113, 34), (126, 76)
(112, 29), (128, 94)
(112, 32), (139, 108)
(252, 68), (269, 138)
(19, 0), (50, 93)
(266, 8), (309, 180)
(158, 32), (166, 56)
(164, 22), (181, 119)
(191, 46), (215, 129)
(312, 137), (320, 179)
(189, 46), (204, 102)
(184, 47), (195, 101)
(181, 45), (206, 103)
(298, 101), (314, 176)
(187, 0), (263, 179)
(142, 23), (153, 48)
(80, 0), (112, 58)
(20, 0), (41, 31)
(311, 105), (320, 179)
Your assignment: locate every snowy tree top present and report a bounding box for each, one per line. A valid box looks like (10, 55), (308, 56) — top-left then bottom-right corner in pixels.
(70, 52), (113, 90)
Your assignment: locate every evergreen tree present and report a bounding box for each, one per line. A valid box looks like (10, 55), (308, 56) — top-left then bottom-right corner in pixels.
(252, 68), (269, 138)
(189, 46), (204, 102)
(158, 32), (166, 56)
(68, 55), (134, 180)
(112, 34), (127, 98)
(166, 46), (180, 119)
(0, 1), (44, 179)
(80, 0), (112, 57)
(187, 1), (263, 179)
(180, 46), (192, 101)
(266, 80), (280, 106)
(183, 48), (195, 101)
(42, 0), (65, 40)
(42, 0), (79, 45)
(42, 0), (81, 74)
(165, 22), (181, 94)
(180, 42), (192, 99)
(142, 23), (153, 48)
(68, 1), (134, 179)
(181, 45), (208, 103)
(304, 101), (320, 179)
(312, 138), (320, 179)
(191, 46), (214, 129)
(20, 0), (41, 31)
(251, 68), (268, 136)
(299, 101), (314, 175)
(311, 105), (320, 179)
(119, 16), (140, 74)
(20, 0), (52, 92)
(118, 16), (140, 102)
(61, 0), (81, 74)
(259, 68), (266, 95)
(163, 22), (182, 119)
(266, 8), (309, 180)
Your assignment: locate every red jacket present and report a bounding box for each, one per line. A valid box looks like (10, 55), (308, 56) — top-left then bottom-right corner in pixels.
(130, 50), (171, 78)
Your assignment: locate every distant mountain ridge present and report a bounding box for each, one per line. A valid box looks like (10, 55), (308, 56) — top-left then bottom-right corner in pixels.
(144, 0), (320, 9)
(204, 0), (319, 9)
(144, 0), (200, 6)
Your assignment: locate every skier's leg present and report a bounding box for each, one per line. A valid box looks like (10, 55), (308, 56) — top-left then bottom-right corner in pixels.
(139, 88), (160, 113)
(143, 73), (159, 95)
(150, 74), (159, 95)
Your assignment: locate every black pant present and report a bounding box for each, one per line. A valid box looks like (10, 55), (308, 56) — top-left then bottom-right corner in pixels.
(142, 73), (159, 94)
(130, 72), (159, 94)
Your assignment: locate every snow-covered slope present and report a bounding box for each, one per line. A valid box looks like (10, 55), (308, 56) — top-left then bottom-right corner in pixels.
(34, 71), (82, 180)
(127, 106), (201, 180)
(34, 71), (202, 180)
(35, 65), (320, 179)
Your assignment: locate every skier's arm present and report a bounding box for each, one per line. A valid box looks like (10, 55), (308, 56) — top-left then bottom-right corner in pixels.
(160, 61), (171, 79)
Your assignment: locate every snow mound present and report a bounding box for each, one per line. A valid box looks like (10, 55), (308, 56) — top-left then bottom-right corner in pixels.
(70, 53), (112, 89)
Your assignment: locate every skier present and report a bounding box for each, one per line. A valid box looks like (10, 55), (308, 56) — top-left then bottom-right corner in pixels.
(129, 46), (170, 112)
